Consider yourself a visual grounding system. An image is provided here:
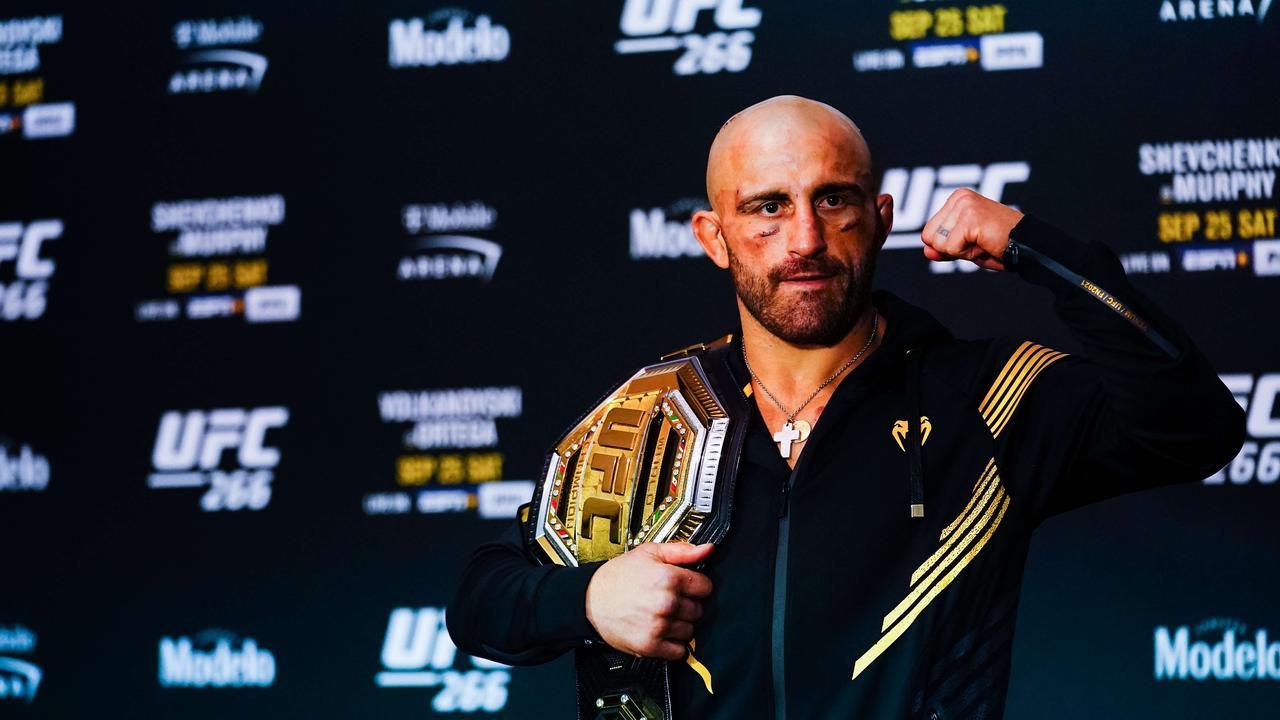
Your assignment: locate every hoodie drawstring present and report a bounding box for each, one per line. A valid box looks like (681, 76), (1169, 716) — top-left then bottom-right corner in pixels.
(905, 348), (925, 518)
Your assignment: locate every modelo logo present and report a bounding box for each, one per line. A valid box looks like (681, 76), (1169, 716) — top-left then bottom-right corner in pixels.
(376, 607), (510, 713)
(0, 623), (41, 704)
(1206, 373), (1280, 485)
(0, 219), (59, 321)
(148, 406), (289, 511)
(159, 632), (276, 688)
(1156, 620), (1280, 681)
(389, 10), (510, 69)
(628, 198), (707, 259)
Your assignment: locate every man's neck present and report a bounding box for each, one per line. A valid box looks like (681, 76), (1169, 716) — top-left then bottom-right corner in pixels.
(739, 303), (882, 403)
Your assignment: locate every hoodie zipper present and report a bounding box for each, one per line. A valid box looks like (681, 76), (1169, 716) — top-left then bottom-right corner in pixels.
(772, 465), (799, 719)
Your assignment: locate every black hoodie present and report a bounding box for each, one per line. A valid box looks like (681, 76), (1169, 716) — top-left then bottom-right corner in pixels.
(446, 216), (1245, 719)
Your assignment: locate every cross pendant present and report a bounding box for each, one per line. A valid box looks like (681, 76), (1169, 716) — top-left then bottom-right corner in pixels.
(772, 420), (811, 459)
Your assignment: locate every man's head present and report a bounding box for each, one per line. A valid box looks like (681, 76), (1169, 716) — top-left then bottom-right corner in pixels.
(692, 95), (893, 347)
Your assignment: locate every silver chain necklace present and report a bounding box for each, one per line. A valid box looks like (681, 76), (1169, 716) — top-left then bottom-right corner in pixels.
(743, 310), (879, 459)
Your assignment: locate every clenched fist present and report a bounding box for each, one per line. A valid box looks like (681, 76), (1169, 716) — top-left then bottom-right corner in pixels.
(584, 542), (714, 661)
(920, 188), (1024, 271)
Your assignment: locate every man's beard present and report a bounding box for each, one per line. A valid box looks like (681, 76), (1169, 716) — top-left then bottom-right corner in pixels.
(728, 248), (876, 347)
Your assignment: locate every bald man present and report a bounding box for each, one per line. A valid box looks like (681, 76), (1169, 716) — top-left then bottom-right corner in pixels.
(448, 96), (1243, 718)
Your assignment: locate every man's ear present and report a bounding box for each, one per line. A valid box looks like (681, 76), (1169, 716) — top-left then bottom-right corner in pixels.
(692, 210), (729, 269)
(875, 193), (894, 250)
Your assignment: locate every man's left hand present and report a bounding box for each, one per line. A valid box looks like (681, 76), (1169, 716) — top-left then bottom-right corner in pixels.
(920, 189), (1024, 271)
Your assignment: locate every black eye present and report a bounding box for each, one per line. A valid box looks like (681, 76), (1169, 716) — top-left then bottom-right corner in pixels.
(762, 202), (780, 215)
(823, 195), (845, 207)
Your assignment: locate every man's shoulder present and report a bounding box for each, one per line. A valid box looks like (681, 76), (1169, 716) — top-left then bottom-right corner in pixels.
(920, 336), (1073, 406)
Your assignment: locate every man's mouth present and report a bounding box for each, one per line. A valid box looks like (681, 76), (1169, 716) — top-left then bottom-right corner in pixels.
(781, 272), (834, 285)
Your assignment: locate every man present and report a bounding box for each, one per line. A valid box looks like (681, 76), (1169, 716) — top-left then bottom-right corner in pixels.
(447, 96), (1243, 718)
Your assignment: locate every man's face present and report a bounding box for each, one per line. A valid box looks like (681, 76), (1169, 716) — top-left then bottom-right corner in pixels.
(708, 113), (886, 347)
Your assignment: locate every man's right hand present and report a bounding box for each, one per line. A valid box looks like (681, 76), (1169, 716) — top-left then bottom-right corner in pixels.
(583, 542), (715, 661)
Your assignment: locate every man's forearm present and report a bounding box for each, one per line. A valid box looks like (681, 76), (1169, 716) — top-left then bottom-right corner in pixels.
(446, 521), (601, 666)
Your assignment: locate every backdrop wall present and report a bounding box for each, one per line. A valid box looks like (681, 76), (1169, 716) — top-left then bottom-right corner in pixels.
(2, 1), (1277, 717)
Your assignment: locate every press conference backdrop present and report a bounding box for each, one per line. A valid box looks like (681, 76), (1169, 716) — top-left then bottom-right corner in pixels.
(1, 1), (1277, 717)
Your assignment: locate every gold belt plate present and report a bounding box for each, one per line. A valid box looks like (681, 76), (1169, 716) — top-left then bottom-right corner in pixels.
(533, 357), (731, 566)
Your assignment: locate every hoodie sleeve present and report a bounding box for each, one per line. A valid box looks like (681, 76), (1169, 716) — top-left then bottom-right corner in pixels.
(446, 511), (603, 666)
(982, 215), (1245, 520)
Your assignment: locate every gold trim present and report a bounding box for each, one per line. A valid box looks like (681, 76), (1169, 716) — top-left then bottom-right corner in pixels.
(983, 346), (1053, 423)
(893, 482), (1005, 626)
(686, 639), (713, 695)
(989, 351), (1065, 437)
(853, 494), (1010, 680)
(938, 458), (997, 543)
(978, 341), (1034, 412)
(978, 342), (1067, 439)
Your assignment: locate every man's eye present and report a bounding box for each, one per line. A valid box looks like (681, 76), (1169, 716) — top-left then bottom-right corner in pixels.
(761, 202), (781, 215)
(821, 195), (846, 208)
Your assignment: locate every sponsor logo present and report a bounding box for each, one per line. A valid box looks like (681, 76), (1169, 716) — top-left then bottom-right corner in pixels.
(21, 102), (73, 138)
(398, 201), (502, 281)
(168, 17), (267, 94)
(890, 417), (932, 451)
(0, 440), (49, 493)
(629, 197), (707, 259)
(364, 387), (531, 518)
(376, 607), (511, 712)
(1141, 137), (1278, 275)
(1255, 238), (1280, 275)
(136, 194), (300, 322)
(159, 630), (276, 688)
(389, 9), (510, 69)
(853, 5), (1041, 73)
(615, 0), (762, 76)
(0, 623), (40, 704)
(1156, 618), (1280, 680)
(1158, 0), (1272, 22)
(148, 406), (289, 511)
(878, 162), (1029, 272)
(0, 15), (73, 140)
(0, 219), (58, 321)
(1206, 373), (1280, 485)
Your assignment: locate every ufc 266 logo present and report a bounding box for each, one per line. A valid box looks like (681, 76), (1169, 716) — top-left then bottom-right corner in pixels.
(0, 220), (60, 321)
(616, 0), (762, 76)
(880, 162), (1030, 273)
(148, 406), (289, 511)
(375, 607), (511, 713)
(1207, 374), (1280, 486)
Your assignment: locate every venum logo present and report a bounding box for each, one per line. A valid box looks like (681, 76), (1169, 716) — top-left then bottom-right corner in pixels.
(629, 197), (708, 259)
(376, 607), (510, 713)
(389, 9), (510, 69)
(0, 219), (59, 321)
(398, 202), (502, 282)
(878, 162), (1030, 273)
(1206, 373), (1280, 485)
(168, 17), (267, 94)
(616, 0), (762, 76)
(159, 630), (276, 688)
(1156, 618), (1280, 680)
(148, 406), (289, 512)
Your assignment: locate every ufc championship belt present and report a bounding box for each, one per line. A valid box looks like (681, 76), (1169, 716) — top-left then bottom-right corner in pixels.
(522, 336), (750, 720)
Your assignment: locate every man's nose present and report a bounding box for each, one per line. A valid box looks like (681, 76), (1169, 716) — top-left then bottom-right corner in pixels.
(788, 203), (827, 257)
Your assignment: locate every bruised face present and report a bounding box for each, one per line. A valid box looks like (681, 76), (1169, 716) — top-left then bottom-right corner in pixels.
(695, 97), (891, 347)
